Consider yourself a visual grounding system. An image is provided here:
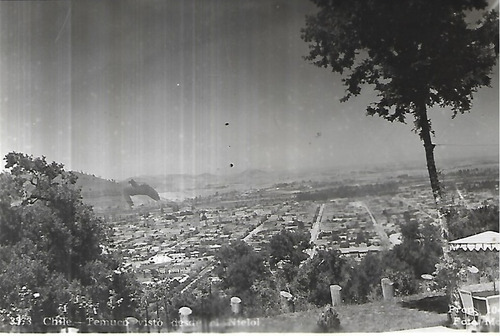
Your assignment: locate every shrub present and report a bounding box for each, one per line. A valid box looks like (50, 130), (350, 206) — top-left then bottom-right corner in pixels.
(316, 305), (341, 332)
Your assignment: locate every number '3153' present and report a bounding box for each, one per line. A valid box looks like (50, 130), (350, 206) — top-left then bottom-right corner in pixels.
(10, 316), (32, 326)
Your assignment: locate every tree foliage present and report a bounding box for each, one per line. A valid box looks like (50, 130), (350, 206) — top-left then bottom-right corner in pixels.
(292, 250), (349, 306)
(302, 0), (498, 120)
(214, 240), (268, 296)
(290, 220), (442, 306)
(301, 0), (498, 201)
(268, 229), (311, 267)
(295, 182), (399, 201)
(391, 220), (443, 276)
(266, 229), (311, 283)
(445, 204), (499, 240)
(0, 152), (140, 331)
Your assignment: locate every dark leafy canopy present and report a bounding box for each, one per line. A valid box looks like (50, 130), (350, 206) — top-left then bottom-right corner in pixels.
(390, 220), (443, 276)
(293, 249), (348, 305)
(445, 204), (499, 240)
(266, 229), (312, 283)
(0, 152), (140, 331)
(268, 229), (311, 268)
(302, 0), (499, 122)
(214, 240), (268, 295)
(1, 152), (103, 278)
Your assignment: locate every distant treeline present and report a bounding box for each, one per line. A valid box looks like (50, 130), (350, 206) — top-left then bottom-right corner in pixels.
(459, 180), (499, 192)
(295, 182), (399, 201)
(446, 167), (498, 177)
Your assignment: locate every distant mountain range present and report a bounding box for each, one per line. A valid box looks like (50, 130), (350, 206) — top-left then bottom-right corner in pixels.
(73, 155), (498, 212)
(73, 169), (286, 211)
(124, 168), (290, 193)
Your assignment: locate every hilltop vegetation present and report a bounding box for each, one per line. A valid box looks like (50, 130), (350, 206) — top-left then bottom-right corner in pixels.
(0, 153), (140, 332)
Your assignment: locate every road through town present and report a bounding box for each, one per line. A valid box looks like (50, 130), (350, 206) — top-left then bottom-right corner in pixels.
(351, 201), (391, 248)
(308, 203), (325, 259)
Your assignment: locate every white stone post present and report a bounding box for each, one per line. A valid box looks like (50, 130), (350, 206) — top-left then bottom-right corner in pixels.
(125, 317), (139, 333)
(178, 306), (192, 332)
(230, 296), (241, 315)
(381, 278), (394, 301)
(330, 285), (342, 307)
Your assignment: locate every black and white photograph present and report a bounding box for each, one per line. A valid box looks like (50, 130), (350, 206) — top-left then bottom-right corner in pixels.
(0, 0), (498, 333)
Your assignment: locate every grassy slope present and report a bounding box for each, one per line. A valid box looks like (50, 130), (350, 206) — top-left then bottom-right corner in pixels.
(222, 296), (448, 333)
(73, 172), (129, 211)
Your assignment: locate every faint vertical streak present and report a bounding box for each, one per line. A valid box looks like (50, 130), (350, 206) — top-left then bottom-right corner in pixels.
(67, 1), (73, 171)
(11, 5), (20, 152)
(130, 4), (144, 178)
(190, 3), (197, 176)
(0, 5), (6, 155)
(138, 4), (144, 177)
(54, 5), (70, 44)
(179, 1), (185, 179)
(132, 7), (138, 177)
(0, 9), (2, 153)
(209, 2), (216, 173)
(22, 3), (32, 153)
(67, 2), (72, 171)
(162, 11), (170, 177)
(58, 2), (72, 169)
(210, 1), (221, 174)
(99, 3), (110, 178)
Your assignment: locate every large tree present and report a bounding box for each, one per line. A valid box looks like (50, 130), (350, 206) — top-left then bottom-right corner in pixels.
(390, 219), (443, 277)
(0, 152), (140, 332)
(292, 249), (348, 306)
(268, 229), (311, 267)
(301, 0), (498, 212)
(214, 240), (268, 295)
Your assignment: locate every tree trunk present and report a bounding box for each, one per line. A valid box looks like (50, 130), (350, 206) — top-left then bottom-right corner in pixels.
(418, 109), (442, 203)
(416, 103), (450, 254)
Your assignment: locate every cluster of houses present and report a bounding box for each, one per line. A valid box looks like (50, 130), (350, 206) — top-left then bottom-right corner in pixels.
(108, 199), (316, 286)
(106, 180), (468, 287)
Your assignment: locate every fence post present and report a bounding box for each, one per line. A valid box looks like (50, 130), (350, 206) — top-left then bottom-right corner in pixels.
(178, 306), (192, 332)
(230, 297), (242, 315)
(330, 285), (342, 307)
(125, 317), (139, 333)
(381, 278), (394, 301)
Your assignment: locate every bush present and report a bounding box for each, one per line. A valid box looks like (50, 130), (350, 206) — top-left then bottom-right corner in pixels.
(316, 305), (341, 332)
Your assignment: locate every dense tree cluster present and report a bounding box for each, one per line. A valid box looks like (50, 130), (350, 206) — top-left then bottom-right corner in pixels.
(290, 218), (442, 307)
(266, 229), (311, 282)
(391, 220), (443, 276)
(0, 153), (140, 332)
(445, 204), (499, 240)
(214, 240), (268, 296)
(204, 205), (493, 320)
(459, 180), (499, 192)
(212, 216), (442, 316)
(213, 239), (292, 318)
(295, 182), (399, 201)
(293, 250), (350, 306)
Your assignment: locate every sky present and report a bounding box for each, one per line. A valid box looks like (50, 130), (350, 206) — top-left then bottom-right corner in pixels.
(0, 0), (498, 180)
